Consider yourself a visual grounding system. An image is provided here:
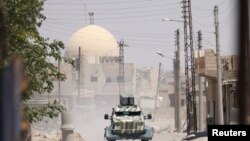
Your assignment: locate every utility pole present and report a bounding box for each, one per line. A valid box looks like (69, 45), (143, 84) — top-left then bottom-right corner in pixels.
(182, 0), (197, 134)
(175, 29), (181, 132)
(214, 5), (224, 124)
(197, 30), (204, 130)
(89, 12), (94, 25)
(118, 40), (127, 94)
(154, 62), (161, 121)
(58, 59), (61, 105)
(78, 47), (81, 102)
(174, 58), (177, 129)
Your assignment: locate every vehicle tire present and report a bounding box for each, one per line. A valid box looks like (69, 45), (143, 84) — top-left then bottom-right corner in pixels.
(141, 140), (148, 141)
(108, 140), (115, 141)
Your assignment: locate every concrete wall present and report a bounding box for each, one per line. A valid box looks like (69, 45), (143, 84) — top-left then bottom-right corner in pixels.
(136, 68), (158, 96)
(51, 61), (136, 96)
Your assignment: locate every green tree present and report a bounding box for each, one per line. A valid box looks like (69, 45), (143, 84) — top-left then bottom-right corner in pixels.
(2, 0), (73, 122)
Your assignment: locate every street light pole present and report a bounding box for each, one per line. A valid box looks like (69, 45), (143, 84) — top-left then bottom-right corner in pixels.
(154, 62), (161, 121)
(162, 17), (182, 131)
(156, 51), (179, 130)
(156, 51), (173, 60)
(162, 18), (183, 23)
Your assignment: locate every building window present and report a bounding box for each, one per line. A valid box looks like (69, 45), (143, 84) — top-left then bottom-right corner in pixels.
(99, 56), (120, 64)
(91, 76), (98, 82)
(106, 77), (111, 83)
(181, 99), (185, 106)
(117, 76), (124, 83)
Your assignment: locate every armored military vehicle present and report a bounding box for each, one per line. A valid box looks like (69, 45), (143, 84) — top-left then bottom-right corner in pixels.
(104, 94), (154, 141)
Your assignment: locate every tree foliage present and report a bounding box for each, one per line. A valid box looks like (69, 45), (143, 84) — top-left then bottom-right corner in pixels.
(2, 0), (72, 122)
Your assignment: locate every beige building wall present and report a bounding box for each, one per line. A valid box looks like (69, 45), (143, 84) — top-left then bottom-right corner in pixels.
(82, 63), (136, 95)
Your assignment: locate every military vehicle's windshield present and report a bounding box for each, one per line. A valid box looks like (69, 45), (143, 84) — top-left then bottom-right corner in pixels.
(115, 111), (141, 116)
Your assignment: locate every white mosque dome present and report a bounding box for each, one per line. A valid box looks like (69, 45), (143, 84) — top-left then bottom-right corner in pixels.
(66, 25), (118, 59)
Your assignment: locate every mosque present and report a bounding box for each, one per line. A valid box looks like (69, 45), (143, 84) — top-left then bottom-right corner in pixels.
(65, 24), (135, 94)
(51, 23), (137, 108)
(32, 22), (161, 111)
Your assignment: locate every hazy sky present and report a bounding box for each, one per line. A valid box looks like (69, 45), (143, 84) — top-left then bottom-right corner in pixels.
(39, 0), (238, 70)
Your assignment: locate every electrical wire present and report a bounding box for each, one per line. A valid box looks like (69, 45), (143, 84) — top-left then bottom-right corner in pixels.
(44, 2), (180, 11)
(46, 11), (181, 21)
(45, 0), (179, 6)
(44, 20), (178, 38)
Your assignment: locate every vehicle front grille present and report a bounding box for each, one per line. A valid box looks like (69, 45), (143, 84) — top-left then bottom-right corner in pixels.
(114, 121), (144, 134)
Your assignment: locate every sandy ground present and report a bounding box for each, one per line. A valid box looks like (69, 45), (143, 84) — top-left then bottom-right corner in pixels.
(31, 129), (208, 141)
(153, 131), (208, 141)
(30, 95), (208, 141)
(31, 117), (208, 141)
(147, 119), (208, 141)
(31, 129), (86, 141)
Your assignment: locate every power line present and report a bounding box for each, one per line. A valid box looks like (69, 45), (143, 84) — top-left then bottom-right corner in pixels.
(44, 2), (180, 11)
(40, 26), (176, 46)
(193, 18), (214, 27)
(43, 20), (177, 37)
(45, 0), (179, 6)
(192, 12), (213, 19)
(218, 0), (234, 14)
(192, 0), (226, 11)
(192, 4), (214, 11)
(46, 11), (181, 21)
(44, 7), (180, 16)
(86, 0), (179, 5)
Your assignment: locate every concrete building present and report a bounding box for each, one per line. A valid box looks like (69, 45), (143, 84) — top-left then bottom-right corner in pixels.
(196, 49), (239, 125)
(65, 24), (136, 96)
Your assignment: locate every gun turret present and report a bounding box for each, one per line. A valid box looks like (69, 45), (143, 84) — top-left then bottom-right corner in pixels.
(119, 93), (135, 106)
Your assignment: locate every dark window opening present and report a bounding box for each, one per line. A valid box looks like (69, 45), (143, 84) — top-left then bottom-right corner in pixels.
(115, 111), (141, 116)
(181, 99), (185, 106)
(91, 76), (98, 82)
(106, 77), (111, 83)
(117, 76), (124, 83)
